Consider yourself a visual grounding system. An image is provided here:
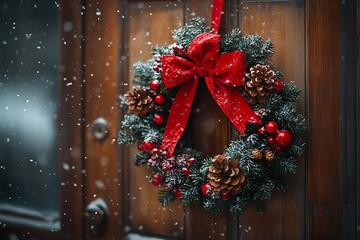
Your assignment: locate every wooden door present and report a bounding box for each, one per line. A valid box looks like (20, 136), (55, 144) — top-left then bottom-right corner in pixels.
(1, 0), (358, 239)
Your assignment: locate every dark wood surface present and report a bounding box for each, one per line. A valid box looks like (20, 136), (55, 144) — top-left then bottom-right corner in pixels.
(340, 0), (359, 239)
(82, 0), (122, 239)
(58, 0), (84, 239)
(237, 2), (306, 239)
(306, 0), (341, 239)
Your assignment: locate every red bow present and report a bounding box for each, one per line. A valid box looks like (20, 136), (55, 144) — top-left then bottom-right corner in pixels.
(160, 33), (261, 156)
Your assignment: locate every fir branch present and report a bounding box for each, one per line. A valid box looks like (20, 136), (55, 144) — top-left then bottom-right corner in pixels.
(275, 156), (297, 174)
(133, 59), (156, 85)
(239, 157), (262, 176)
(265, 93), (282, 112)
(220, 28), (243, 53)
(288, 138), (306, 156)
(239, 35), (274, 66)
(253, 178), (274, 201)
(142, 128), (162, 143)
(118, 130), (135, 145)
(158, 189), (175, 206)
(135, 151), (151, 165)
(282, 82), (301, 102)
(172, 17), (210, 49)
(151, 45), (173, 56)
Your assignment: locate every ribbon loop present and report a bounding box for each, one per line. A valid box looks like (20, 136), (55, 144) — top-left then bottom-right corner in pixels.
(160, 33), (262, 156)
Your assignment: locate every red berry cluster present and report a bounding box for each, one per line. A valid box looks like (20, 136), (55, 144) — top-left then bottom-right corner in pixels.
(152, 56), (162, 72)
(149, 153), (197, 200)
(273, 79), (283, 93)
(201, 183), (229, 201)
(138, 141), (157, 152)
(149, 79), (166, 126)
(173, 45), (186, 57)
(258, 121), (292, 152)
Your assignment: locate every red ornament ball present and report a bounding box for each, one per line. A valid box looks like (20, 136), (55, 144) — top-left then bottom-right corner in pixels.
(153, 65), (160, 72)
(257, 127), (266, 135)
(275, 130), (292, 148)
(137, 143), (144, 151)
(202, 183), (212, 197)
(265, 121), (279, 135)
(153, 113), (165, 125)
(154, 94), (166, 105)
(173, 45), (186, 56)
(175, 189), (183, 199)
(143, 141), (157, 152)
(268, 137), (276, 145)
(188, 157), (196, 165)
(182, 167), (190, 176)
(274, 80), (283, 93)
(152, 174), (162, 186)
(150, 79), (160, 91)
(221, 191), (230, 201)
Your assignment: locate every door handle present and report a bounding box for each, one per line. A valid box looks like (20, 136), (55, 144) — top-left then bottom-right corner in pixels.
(84, 198), (108, 236)
(91, 117), (109, 141)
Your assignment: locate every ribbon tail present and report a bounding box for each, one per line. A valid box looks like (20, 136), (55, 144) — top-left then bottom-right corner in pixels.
(205, 77), (262, 134)
(160, 78), (199, 156)
(211, 0), (225, 33)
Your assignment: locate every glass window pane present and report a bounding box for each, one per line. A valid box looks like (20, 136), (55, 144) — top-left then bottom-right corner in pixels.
(0, 0), (59, 215)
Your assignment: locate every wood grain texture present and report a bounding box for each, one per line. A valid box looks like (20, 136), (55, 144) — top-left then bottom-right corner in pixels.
(238, 2), (306, 239)
(185, 0), (229, 239)
(124, 2), (185, 238)
(58, 1), (84, 239)
(83, 0), (122, 239)
(306, 0), (341, 239)
(340, 0), (359, 239)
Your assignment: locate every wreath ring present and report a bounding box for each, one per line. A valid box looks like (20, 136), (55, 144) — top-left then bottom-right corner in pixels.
(118, 17), (306, 214)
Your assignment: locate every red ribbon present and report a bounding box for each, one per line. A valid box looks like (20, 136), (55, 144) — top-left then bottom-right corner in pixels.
(159, 33), (262, 156)
(211, 0), (224, 33)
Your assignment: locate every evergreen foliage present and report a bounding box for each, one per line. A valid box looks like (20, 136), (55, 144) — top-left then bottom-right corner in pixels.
(118, 18), (306, 214)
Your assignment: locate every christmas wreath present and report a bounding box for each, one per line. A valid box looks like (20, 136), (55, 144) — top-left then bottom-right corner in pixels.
(118, 2), (306, 214)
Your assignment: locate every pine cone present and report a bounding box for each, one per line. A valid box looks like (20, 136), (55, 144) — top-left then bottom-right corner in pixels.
(244, 64), (276, 105)
(207, 155), (245, 196)
(251, 149), (263, 160)
(125, 86), (154, 116)
(264, 149), (275, 161)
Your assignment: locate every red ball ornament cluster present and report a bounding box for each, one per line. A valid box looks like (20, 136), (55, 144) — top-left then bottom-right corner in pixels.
(152, 173), (162, 186)
(202, 183), (212, 197)
(275, 130), (292, 148)
(139, 141), (157, 152)
(260, 121), (293, 151)
(153, 113), (165, 125)
(150, 79), (160, 91)
(154, 94), (166, 105)
(273, 80), (283, 93)
(150, 78), (166, 126)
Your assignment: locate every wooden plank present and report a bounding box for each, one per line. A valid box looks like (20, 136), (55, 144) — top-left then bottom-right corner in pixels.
(184, 0), (229, 239)
(306, 0), (341, 239)
(238, 2), (306, 239)
(83, 0), (123, 239)
(124, 2), (185, 238)
(340, 0), (359, 239)
(58, 1), (84, 239)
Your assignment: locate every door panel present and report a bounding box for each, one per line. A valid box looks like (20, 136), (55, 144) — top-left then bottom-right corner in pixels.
(124, 2), (185, 238)
(83, 0), (122, 239)
(237, 1), (305, 239)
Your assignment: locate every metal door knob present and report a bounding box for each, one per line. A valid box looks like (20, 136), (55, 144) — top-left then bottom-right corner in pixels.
(91, 117), (109, 141)
(84, 198), (108, 236)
